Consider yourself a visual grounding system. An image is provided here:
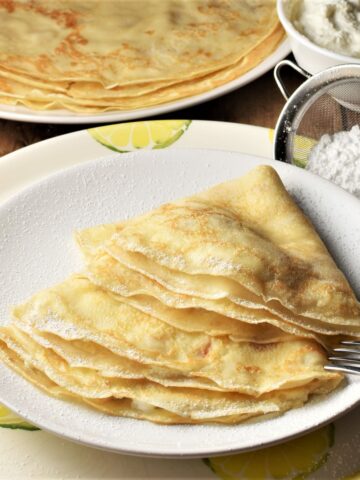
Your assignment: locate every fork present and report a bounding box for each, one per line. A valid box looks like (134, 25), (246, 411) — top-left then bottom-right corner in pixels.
(325, 340), (360, 375)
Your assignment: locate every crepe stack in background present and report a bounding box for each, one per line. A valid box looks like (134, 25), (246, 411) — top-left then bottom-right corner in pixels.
(0, 0), (284, 113)
(1, 166), (360, 424)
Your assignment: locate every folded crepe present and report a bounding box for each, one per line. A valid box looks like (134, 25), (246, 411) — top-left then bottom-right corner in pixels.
(0, 327), (339, 424)
(77, 166), (360, 338)
(10, 275), (339, 396)
(2, 165), (357, 425)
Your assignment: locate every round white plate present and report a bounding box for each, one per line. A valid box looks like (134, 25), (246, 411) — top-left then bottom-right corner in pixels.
(0, 41), (290, 124)
(0, 147), (359, 458)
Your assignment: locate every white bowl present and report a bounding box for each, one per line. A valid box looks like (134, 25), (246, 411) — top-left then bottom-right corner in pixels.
(277, 0), (360, 74)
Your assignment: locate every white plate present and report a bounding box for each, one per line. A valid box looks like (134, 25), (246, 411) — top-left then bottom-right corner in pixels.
(0, 41), (290, 124)
(0, 147), (359, 458)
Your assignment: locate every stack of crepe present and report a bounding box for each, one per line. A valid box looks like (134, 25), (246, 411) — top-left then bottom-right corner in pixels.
(1, 166), (359, 424)
(0, 0), (284, 113)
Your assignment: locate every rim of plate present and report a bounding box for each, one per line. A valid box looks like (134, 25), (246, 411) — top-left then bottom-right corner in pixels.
(0, 120), (274, 204)
(0, 385), (358, 459)
(0, 40), (290, 124)
(0, 147), (359, 458)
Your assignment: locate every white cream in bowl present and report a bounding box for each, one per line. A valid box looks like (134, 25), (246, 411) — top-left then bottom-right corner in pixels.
(278, 0), (360, 74)
(292, 0), (360, 58)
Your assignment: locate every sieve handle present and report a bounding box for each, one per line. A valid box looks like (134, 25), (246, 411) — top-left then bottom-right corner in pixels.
(274, 60), (311, 100)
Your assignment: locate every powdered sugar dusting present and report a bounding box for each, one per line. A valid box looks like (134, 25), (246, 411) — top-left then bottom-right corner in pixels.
(0, 149), (358, 457)
(307, 125), (360, 198)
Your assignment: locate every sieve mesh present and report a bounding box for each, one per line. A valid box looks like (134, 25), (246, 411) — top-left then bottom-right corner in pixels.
(274, 63), (360, 167)
(290, 81), (360, 167)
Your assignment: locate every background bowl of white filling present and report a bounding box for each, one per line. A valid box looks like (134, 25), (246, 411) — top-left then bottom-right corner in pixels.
(278, 0), (360, 74)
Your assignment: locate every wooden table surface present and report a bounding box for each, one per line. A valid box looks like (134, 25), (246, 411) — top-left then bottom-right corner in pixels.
(0, 60), (301, 158)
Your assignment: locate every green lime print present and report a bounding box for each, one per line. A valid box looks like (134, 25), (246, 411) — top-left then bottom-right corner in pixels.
(204, 424), (334, 480)
(292, 134), (317, 168)
(89, 120), (191, 153)
(0, 404), (39, 431)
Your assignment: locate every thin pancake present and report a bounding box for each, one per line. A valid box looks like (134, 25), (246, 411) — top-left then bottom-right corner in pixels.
(84, 251), (297, 342)
(75, 227), (349, 341)
(0, 339), (229, 424)
(106, 247), (360, 336)
(75, 227), (320, 340)
(12, 323), (235, 392)
(0, 22), (284, 112)
(0, 330), (341, 422)
(11, 321), (338, 396)
(102, 166), (360, 333)
(10, 276), (340, 396)
(0, 1), (282, 86)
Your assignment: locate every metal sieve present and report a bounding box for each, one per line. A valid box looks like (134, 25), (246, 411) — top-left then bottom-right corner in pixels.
(273, 60), (360, 167)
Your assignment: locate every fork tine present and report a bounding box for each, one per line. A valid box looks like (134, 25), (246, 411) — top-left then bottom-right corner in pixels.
(325, 364), (360, 375)
(333, 347), (360, 355)
(328, 357), (360, 368)
(326, 339), (360, 375)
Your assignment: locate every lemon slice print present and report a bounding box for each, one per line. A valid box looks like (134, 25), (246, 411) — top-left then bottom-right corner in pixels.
(269, 129), (316, 168)
(205, 424), (334, 480)
(291, 135), (317, 168)
(89, 120), (191, 153)
(0, 404), (39, 431)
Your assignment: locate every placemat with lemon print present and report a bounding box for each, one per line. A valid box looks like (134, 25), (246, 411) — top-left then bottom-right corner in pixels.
(0, 119), (358, 479)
